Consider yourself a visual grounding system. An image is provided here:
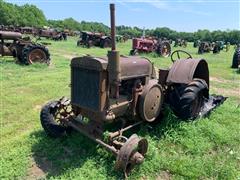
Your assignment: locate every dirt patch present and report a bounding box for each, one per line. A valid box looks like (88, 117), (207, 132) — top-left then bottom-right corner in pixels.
(34, 105), (42, 111)
(211, 86), (239, 97)
(26, 159), (46, 180)
(210, 77), (232, 84)
(26, 157), (58, 180)
(156, 170), (172, 180)
(62, 54), (75, 60)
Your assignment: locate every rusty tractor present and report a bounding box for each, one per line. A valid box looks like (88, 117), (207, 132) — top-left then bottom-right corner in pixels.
(193, 40), (201, 48)
(0, 31), (50, 65)
(198, 41), (223, 54)
(174, 39), (187, 48)
(77, 31), (112, 48)
(130, 38), (171, 57)
(36, 28), (65, 41)
(231, 45), (240, 69)
(20, 27), (36, 35)
(40, 4), (225, 176)
(198, 41), (212, 54)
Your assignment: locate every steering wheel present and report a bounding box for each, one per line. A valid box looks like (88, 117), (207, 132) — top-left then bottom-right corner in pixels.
(171, 50), (192, 63)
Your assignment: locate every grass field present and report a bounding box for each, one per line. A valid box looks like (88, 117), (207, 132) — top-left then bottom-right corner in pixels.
(1, 37), (239, 180)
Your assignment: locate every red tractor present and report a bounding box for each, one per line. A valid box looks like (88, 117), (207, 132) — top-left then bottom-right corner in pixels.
(130, 38), (171, 57)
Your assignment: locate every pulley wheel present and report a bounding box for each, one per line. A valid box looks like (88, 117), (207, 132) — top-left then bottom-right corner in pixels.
(115, 134), (148, 177)
(139, 82), (163, 122)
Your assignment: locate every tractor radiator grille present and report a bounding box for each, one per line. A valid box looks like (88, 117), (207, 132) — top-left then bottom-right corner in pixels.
(71, 67), (100, 111)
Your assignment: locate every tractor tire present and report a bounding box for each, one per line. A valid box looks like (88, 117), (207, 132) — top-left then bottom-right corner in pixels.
(40, 101), (69, 138)
(167, 78), (209, 120)
(77, 40), (81, 46)
(157, 41), (171, 57)
(21, 44), (50, 65)
(129, 49), (138, 56)
(100, 38), (111, 48)
(232, 48), (240, 68)
(87, 40), (93, 48)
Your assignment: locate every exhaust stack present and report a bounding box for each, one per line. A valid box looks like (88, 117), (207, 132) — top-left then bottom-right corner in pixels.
(108, 3), (120, 98)
(110, 4), (116, 51)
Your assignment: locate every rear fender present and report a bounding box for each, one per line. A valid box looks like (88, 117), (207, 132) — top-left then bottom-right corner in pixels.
(166, 59), (209, 87)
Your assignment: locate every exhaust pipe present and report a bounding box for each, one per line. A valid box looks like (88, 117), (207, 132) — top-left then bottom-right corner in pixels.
(110, 4), (116, 51)
(108, 3), (121, 98)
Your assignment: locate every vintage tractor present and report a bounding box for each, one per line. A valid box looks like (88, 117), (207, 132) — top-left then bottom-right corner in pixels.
(77, 31), (112, 48)
(193, 40), (201, 48)
(198, 41), (212, 54)
(174, 39), (187, 48)
(198, 41), (223, 54)
(40, 4), (225, 176)
(130, 38), (171, 57)
(36, 28), (61, 40)
(0, 31), (50, 65)
(20, 27), (35, 35)
(231, 45), (240, 69)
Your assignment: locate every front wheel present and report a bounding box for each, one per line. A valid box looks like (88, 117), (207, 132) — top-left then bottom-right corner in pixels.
(167, 78), (209, 120)
(40, 100), (72, 138)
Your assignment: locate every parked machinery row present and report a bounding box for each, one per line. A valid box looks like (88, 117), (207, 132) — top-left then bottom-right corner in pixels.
(0, 31), (50, 65)
(0, 25), (70, 40)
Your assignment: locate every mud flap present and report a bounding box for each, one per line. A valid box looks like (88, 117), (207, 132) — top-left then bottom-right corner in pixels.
(198, 95), (227, 118)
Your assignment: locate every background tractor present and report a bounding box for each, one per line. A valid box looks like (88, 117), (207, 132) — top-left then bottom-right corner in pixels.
(198, 41), (212, 54)
(174, 38), (187, 48)
(77, 31), (112, 48)
(231, 45), (240, 69)
(130, 38), (171, 57)
(40, 4), (225, 176)
(0, 31), (50, 65)
(193, 40), (201, 48)
(198, 41), (223, 54)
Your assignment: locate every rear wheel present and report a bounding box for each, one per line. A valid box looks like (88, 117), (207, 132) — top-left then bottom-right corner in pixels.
(21, 45), (50, 65)
(157, 41), (171, 57)
(167, 78), (209, 119)
(129, 49), (138, 56)
(232, 48), (240, 68)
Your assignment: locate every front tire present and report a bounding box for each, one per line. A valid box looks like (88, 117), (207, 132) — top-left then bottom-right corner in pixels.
(40, 101), (69, 138)
(168, 79), (209, 120)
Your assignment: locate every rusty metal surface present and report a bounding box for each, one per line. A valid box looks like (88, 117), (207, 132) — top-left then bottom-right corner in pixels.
(119, 56), (153, 80)
(0, 31), (22, 40)
(115, 134), (148, 176)
(110, 4), (116, 51)
(166, 58), (209, 86)
(71, 56), (108, 71)
(28, 48), (48, 64)
(139, 80), (163, 122)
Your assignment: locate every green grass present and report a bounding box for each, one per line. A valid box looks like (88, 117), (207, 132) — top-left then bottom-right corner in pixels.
(0, 37), (239, 179)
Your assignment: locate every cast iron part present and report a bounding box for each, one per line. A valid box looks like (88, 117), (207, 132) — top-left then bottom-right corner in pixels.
(40, 4), (225, 176)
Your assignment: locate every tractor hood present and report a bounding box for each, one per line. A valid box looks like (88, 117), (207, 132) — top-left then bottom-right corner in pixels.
(71, 56), (154, 80)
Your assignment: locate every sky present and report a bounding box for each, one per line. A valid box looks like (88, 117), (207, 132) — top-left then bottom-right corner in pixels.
(6, 0), (240, 32)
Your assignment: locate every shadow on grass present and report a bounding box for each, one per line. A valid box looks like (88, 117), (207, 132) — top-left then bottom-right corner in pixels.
(29, 107), (183, 179)
(30, 130), (123, 179)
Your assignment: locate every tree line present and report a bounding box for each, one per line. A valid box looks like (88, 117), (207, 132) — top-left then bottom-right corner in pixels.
(0, 0), (239, 44)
